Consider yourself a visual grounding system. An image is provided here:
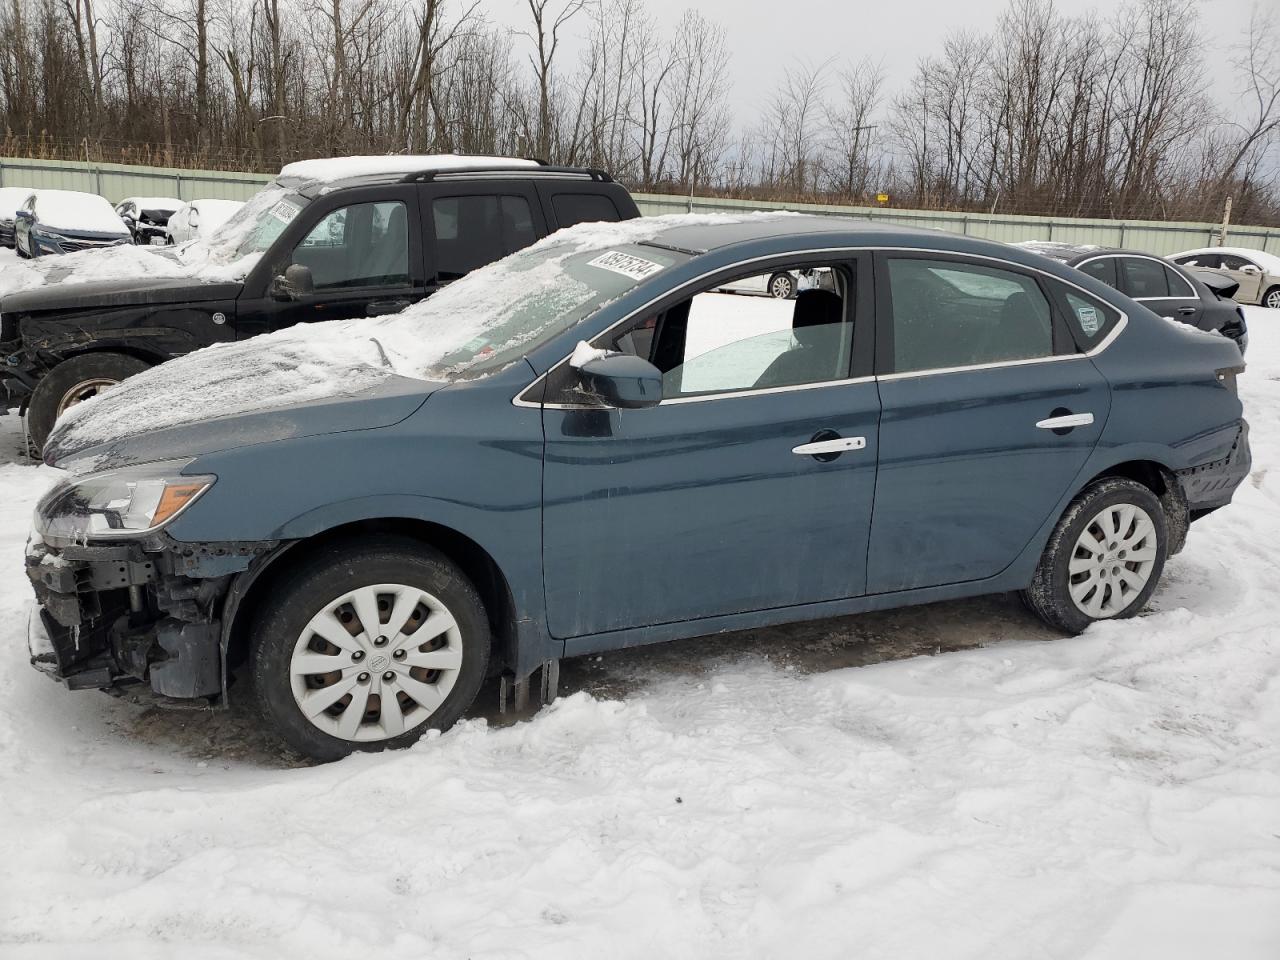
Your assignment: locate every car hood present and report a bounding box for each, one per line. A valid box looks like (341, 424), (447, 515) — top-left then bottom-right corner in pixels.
(4, 274), (242, 314)
(46, 375), (440, 473)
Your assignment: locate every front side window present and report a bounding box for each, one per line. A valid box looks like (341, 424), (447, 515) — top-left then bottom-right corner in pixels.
(432, 195), (537, 282)
(886, 258), (1053, 373)
(1078, 257), (1117, 288)
(1121, 257), (1169, 298)
(1220, 254), (1257, 271)
(291, 201), (408, 290)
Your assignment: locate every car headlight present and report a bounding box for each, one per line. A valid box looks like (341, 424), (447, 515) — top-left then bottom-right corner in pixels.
(35, 460), (215, 541)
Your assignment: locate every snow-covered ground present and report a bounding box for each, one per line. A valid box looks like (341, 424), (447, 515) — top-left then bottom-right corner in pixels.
(0, 304), (1277, 958)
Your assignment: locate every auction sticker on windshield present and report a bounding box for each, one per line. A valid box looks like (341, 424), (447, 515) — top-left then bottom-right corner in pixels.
(587, 251), (665, 281)
(268, 200), (300, 224)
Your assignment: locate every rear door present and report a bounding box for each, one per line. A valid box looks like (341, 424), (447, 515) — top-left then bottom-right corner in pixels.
(1118, 255), (1203, 328)
(866, 253), (1111, 593)
(419, 181), (547, 289)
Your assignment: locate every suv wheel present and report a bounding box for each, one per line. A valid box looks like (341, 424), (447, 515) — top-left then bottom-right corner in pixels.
(1263, 285), (1280, 310)
(768, 273), (796, 298)
(250, 539), (491, 762)
(1021, 478), (1167, 634)
(26, 352), (151, 452)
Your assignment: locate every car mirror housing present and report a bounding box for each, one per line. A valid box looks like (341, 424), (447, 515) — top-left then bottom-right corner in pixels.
(272, 263), (315, 300)
(1239, 265), (1261, 276)
(575, 353), (663, 409)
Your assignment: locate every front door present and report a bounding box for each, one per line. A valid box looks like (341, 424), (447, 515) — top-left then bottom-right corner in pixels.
(1220, 253), (1264, 303)
(540, 258), (879, 639)
(239, 187), (426, 339)
(867, 253), (1111, 593)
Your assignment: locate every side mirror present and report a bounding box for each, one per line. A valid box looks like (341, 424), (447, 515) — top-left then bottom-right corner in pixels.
(1239, 264), (1261, 276)
(271, 263), (315, 300)
(573, 350), (663, 409)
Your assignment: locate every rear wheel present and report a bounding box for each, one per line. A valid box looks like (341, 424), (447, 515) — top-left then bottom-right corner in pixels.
(768, 273), (796, 299)
(250, 539), (491, 762)
(1262, 285), (1280, 310)
(1022, 478), (1167, 634)
(25, 352), (151, 453)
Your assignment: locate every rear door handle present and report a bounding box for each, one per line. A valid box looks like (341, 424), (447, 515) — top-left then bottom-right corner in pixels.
(793, 436), (866, 456)
(1177, 305), (1197, 315)
(367, 299), (411, 316)
(1036, 412), (1094, 430)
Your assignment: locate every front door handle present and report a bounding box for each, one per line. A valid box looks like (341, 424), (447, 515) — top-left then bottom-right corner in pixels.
(1177, 305), (1197, 316)
(367, 298), (411, 316)
(1036, 412), (1094, 430)
(793, 434), (866, 458)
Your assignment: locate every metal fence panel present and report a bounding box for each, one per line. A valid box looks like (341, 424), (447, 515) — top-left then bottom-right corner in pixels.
(0, 157), (1274, 255)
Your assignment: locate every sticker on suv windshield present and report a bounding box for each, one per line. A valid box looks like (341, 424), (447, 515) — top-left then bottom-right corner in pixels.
(587, 251), (665, 281)
(1076, 304), (1101, 335)
(268, 201), (300, 225)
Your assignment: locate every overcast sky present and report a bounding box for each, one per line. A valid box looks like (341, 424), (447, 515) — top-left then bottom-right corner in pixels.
(485, 0), (1262, 126)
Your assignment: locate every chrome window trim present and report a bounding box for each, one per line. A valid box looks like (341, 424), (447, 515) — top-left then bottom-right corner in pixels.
(512, 244), (1131, 409)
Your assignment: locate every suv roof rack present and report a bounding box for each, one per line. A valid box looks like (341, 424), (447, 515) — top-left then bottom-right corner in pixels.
(399, 165), (615, 184)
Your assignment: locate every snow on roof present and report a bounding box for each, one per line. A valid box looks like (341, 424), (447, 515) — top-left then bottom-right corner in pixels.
(0, 186), (33, 209)
(279, 154), (539, 184)
(1014, 239), (1105, 261)
(34, 189), (130, 235)
(122, 196), (183, 211)
(48, 213), (782, 457)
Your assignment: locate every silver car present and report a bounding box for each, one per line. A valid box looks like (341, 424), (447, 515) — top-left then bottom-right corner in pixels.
(1170, 247), (1280, 309)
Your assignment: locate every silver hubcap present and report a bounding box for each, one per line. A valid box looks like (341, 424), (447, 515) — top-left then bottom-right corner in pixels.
(289, 582), (463, 742)
(1265, 289), (1280, 309)
(1069, 504), (1158, 618)
(57, 378), (120, 417)
(770, 276), (792, 298)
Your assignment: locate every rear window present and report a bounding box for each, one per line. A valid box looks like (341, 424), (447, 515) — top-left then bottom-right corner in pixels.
(552, 193), (621, 228)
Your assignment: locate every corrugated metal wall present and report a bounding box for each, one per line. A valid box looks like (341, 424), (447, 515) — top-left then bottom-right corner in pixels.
(1, 156), (1275, 255)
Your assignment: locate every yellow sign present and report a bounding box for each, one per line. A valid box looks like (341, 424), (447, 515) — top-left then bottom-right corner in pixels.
(876, 193), (890, 204)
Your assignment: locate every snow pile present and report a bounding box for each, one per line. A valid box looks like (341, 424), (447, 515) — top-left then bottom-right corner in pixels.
(187, 199), (245, 237)
(280, 154), (538, 185)
(0, 309), (1277, 957)
(47, 213), (779, 458)
(33, 189), (130, 234)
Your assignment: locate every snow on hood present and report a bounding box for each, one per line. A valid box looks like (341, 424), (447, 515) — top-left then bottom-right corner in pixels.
(34, 190), (130, 235)
(47, 213), (781, 458)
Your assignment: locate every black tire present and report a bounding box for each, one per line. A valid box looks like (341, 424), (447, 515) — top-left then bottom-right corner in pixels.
(767, 272), (796, 299)
(250, 538), (491, 762)
(1262, 285), (1280, 310)
(1021, 478), (1168, 634)
(26, 352), (151, 453)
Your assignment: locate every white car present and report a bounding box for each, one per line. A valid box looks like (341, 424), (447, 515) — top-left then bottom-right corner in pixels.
(716, 267), (834, 299)
(165, 198), (245, 245)
(1170, 247), (1280, 309)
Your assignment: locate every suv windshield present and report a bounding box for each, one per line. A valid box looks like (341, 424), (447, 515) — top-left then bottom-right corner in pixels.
(410, 238), (689, 379)
(181, 182), (310, 265)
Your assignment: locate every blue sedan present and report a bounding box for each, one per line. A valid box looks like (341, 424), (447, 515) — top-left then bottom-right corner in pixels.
(27, 216), (1251, 760)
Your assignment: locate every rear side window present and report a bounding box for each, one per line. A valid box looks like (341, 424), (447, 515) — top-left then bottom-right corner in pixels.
(1121, 257), (1169, 298)
(1051, 284), (1122, 349)
(432, 195), (537, 281)
(1164, 265), (1195, 298)
(885, 258), (1053, 373)
(1077, 257), (1117, 288)
(552, 193), (621, 228)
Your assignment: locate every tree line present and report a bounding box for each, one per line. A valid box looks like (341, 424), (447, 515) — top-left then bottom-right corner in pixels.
(0, 0), (1277, 224)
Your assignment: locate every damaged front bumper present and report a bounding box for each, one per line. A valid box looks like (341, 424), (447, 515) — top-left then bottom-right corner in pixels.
(25, 533), (277, 701)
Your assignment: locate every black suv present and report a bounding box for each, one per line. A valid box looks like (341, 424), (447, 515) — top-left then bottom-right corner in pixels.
(0, 157), (639, 449)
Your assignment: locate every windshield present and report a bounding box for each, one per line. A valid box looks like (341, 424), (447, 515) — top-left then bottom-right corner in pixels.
(181, 182), (309, 264)
(413, 239), (688, 379)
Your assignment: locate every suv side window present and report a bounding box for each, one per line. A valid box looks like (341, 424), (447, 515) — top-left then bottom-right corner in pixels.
(1078, 257), (1117, 287)
(432, 195), (537, 282)
(885, 257), (1054, 373)
(552, 193), (621, 228)
(1121, 257), (1169, 298)
(292, 200), (408, 290)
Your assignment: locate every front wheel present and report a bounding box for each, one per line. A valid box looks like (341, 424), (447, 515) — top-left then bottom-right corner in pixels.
(250, 539), (491, 762)
(1262, 285), (1280, 310)
(26, 352), (152, 453)
(1021, 478), (1167, 634)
